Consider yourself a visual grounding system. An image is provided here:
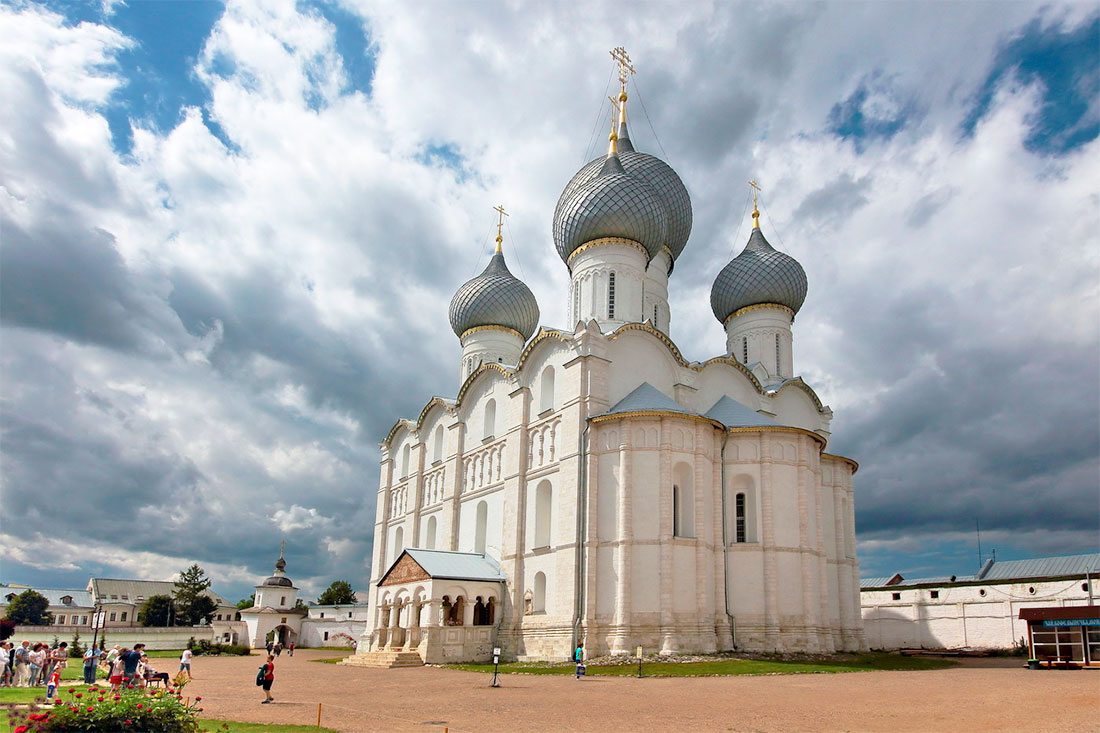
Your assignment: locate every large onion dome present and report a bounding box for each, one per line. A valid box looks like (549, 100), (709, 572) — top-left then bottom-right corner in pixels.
(449, 249), (540, 339)
(263, 550), (294, 587)
(553, 154), (669, 264)
(553, 119), (692, 262)
(710, 223), (808, 323)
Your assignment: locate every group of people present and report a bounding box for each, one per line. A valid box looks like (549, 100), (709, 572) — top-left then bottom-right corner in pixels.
(263, 640), (294, 656)
(0, 640), (69, 687)
(0, 641), (187, 692)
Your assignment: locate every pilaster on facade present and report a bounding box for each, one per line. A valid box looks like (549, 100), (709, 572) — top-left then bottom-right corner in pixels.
(610, 427), (633, 653)
(658, 418), (675, 653)
(759, 433), (780, 649)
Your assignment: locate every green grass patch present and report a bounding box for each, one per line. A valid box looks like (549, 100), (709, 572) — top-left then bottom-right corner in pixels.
(199, 721), (338, 732)
(310, 657), (345, 664)
(442, 652), (956, 677)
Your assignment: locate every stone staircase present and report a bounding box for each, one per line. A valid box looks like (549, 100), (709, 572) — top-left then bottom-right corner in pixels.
(340, 649), (424, 668)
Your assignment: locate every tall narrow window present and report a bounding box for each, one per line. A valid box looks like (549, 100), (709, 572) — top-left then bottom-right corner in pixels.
(742, 337), (748, 364)
(534, 480), (552, 548)
(540, 367), (555, 413)
(394, 526), (404, 556)
(573, 284), (580, 323)
(673, 463), (694, 537)
(673, 484), (681, 535)
(474, 500), (488, 554)
(608, 271), (616, 319)
(402, 444), (411, 478)
(433, 425), (444, 463)
(426, 516), (437, 550)
(775, 334), (781, 374)
(483, 399), (496, 439)
(533, 571), (547, 613)
(735, 493), (746, 543)
(653, 305), (659, 329)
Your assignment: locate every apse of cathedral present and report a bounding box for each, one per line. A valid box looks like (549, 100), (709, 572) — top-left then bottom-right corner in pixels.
(351, 49), (866, 667)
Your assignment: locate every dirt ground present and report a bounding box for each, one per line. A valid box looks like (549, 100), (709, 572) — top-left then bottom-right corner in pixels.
(182, 649), (1099, 732)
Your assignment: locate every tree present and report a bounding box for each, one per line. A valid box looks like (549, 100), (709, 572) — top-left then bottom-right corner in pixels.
(294, 598), (307, 610)
(317, 581), (357, 606)
(138, 595), (177, 627)
(173, 564), (218, 625)
(236, 594), (255, 610)
(4, 589), (52, 625)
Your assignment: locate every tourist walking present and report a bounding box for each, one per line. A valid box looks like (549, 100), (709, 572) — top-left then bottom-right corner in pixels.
(179, 647), (193, 680)
(27, 643), (46, 686)
(120, 643), (146, 687)
(0, 642), (10, 686)
(259, 654), (275, 703)
(13, 641), (30, 686)
(83, 643), (102, 684)
(274, 642), (282, 656)
(44, 641), (68, 682)
(574, 641), (585, 679)
(288, 642), (294, 656)
(108, 651), (127, 693)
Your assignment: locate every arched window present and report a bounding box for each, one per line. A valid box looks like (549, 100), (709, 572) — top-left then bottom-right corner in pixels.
(742, 337), (748, 364)
(483, 399), (496, 439)
(540, 367), (555, 413)
(433, 425), (444, 463)
(735, 493), (746, 543)
(672, 463), (694, 537)
(394, 526), (404, 557)
(426, 516), (437, 550)
(473, 597), (487, 626)
(534, 480), (552, 548)
(533, 571), (547, 613)
(729, 474), (757, 543)
(474, 500), (488, 554)
(401, 444), (411, 478)
(608, 271), (616, 318)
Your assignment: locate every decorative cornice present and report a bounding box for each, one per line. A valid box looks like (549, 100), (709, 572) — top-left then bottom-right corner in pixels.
(608, 322), (692, 368)
(768, 377), (826, 413)
(515, 328), (573, 372)
(589, 410), (725, 429)
(726, 425), (827, 447)
(696, 355), (765, 393)
(723, 303), (794, 325)
(821, 452), (859, 473)
(415, 397), (455, 434)
(460, 324), (524, 341)
(383, 419), (416, 447)
(455, 361), (513, 406)
(567, 237), (648, 267)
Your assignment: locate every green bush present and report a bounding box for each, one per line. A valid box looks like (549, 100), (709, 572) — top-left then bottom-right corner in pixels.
(189, 639), (250, 656)
(8, 683), (205, 732)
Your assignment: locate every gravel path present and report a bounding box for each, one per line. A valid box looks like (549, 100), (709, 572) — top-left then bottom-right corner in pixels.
(184, 649), (1098, 732)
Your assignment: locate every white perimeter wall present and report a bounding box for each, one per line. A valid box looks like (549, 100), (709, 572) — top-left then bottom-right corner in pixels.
(862, 578), (1097, 649)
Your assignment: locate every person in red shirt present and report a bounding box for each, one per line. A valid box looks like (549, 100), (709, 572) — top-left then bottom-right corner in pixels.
(260, 654), (275, 703)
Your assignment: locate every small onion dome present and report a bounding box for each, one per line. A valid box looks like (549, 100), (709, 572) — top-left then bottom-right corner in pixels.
(262, 575), (294, 587)
(710, 226), (808, 323)
(275, 556), (286, 570)
(448, 249), (540, 340)
(553, 154), (669, 264)
(553, 125), (692, 261)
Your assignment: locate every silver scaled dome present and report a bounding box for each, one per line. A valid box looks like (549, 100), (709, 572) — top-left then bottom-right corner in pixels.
(710, 226), (808, 322)
(449, 250), (540, 340)
(553, 154), (670, 264)
(553, 120), (692, 263)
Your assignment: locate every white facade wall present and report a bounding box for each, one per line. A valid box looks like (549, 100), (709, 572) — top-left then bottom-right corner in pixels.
(361, 317), (864, 662)
(862, 577), (1097, 650)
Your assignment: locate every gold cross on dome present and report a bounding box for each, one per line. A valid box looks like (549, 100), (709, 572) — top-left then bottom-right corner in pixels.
(748, 179), (762, 227)
(493, 205), (509, 252)
(280, 539), (286, 557)
(610, 46), (635, 87)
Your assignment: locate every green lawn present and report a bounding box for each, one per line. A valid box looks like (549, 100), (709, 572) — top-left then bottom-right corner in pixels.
(311, 657), (345, 665)
(443, 652), (956, 677)
(199, 721), (337, 732)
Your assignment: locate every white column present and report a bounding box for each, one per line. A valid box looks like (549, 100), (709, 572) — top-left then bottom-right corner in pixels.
(611, 427), (633, 652)
(658, 418), (675, 653)
(760, 433), (780, 650)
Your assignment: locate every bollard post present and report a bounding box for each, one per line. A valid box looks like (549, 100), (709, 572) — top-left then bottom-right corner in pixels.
(317, 702), (322, 727)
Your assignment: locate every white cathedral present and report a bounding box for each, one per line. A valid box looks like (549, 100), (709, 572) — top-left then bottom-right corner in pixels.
(349, 54), (866, 667)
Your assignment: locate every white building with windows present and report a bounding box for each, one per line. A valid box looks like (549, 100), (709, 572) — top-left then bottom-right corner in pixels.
(348, 56), (865, 666)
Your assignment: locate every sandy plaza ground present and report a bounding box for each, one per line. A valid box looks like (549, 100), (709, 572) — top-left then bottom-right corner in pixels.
(172, 649), (1100, 732)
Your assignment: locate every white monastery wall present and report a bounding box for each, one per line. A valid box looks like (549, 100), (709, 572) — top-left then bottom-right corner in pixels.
(862, 578), (1096, 650)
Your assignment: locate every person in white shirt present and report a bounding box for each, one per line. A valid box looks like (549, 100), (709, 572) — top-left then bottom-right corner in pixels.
(179, 648), (193, 680)
(0, 642), (11, 687)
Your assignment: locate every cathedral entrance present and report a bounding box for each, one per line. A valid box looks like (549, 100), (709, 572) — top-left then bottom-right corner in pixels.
(268, 624), (298, 647)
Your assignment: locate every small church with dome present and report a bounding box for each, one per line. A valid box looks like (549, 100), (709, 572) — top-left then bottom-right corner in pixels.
(347, 49), (866, 667)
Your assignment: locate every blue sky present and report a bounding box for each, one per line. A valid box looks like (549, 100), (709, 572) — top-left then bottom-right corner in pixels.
(1, 1), (1096, 602)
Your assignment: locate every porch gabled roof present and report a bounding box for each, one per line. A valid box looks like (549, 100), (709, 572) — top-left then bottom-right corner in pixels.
(377, 549), (506, 586)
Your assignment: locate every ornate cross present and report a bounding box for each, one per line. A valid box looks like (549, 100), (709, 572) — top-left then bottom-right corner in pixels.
(610, 46), (635, 87)
(493, 204), (508, 251)
(748, 179), (762, 226)
(279, 539), (286, 557)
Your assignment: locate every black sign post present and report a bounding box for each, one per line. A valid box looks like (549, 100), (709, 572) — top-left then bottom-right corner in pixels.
(490, 647), (501, 688)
